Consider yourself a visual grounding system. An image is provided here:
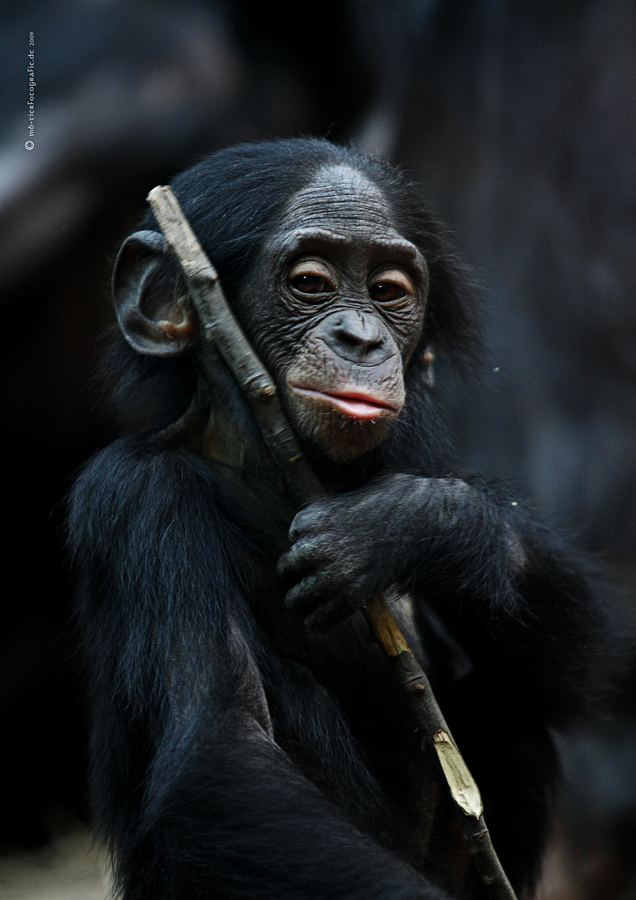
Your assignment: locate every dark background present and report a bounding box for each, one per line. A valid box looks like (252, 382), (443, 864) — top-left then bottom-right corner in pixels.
(2, 2), (636, 896)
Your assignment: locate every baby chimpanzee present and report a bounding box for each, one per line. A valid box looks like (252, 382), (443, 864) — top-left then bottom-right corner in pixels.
(69, 138), (603, 900)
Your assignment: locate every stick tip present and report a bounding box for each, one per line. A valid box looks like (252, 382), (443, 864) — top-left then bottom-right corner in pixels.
(146, 185), (168, 204)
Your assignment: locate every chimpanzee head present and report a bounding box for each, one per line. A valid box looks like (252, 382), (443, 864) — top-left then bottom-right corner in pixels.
(112, 138), (479, 462)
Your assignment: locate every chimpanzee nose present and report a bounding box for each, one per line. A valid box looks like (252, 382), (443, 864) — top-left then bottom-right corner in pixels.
(316, 311), (393, 365)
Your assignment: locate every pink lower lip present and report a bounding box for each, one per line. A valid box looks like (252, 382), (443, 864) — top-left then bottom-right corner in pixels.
(292, 387), (396, 419)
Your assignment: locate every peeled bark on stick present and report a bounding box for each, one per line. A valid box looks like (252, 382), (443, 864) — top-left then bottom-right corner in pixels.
(147, 184), (518, 900)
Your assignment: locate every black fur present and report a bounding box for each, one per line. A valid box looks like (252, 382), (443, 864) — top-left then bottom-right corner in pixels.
(68, 138), (606, 899)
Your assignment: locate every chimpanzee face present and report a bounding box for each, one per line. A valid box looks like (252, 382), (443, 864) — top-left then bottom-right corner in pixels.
(112, 163), (429, 463)
(232, 165), (429, 461)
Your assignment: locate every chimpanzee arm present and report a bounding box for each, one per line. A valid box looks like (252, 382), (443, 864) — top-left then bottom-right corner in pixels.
(68, 440), (448, 900)
(279, 473), (605, 724)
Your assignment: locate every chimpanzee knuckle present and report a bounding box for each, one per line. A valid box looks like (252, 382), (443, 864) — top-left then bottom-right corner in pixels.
(303, 533), (334, 560)
(288, 507), (319, 542)
(287, 521), (305, 544)
(276, 551), (295, 580)
(278, 539), (323, 581)
(284, 577), (322, 616)
(306, 531), (338, 560)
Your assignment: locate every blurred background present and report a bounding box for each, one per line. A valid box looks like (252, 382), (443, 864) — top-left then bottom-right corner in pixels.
(1, 1), (636, 897)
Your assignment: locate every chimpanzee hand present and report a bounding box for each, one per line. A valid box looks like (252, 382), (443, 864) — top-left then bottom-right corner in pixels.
(277, 474), (436, 631)
(277, 473), (514, 631)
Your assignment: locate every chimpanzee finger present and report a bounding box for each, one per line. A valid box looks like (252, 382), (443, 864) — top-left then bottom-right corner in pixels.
(304, 595), (358, 632)
(284, 573), (335, 617)
(277, 539), (326, 583)
(288, 502), (330, 543)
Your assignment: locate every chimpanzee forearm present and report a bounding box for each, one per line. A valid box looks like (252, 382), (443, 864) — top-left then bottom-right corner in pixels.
(280, 473), (550, 619)
(403, 476), (603, 721)
(280, 472), (603, 722)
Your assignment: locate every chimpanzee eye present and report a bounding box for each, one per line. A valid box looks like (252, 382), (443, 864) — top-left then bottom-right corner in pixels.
(288, 258), (336, 297)
(369, 282), (406, 302)
(291, 274), (331, 294)
(369, 267), (416, 304)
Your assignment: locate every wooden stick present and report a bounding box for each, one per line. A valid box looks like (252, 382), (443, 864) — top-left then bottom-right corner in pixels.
(147, 185), (518, 900)
(363, 596), (515, 899)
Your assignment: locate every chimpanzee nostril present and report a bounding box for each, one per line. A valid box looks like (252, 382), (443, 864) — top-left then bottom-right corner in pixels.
(334, 325), (368, 348)
(315, 310), (393, 365)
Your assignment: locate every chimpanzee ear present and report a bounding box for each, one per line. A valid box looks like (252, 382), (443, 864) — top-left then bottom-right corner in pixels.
(112, 230), (198, 357)
(420, 345), (435, 389)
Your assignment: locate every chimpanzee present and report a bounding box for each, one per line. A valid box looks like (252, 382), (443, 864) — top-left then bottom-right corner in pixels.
(68, 138), (604, 900)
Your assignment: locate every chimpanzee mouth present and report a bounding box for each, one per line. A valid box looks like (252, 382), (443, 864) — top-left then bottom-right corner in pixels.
(291, 386), (398, 419)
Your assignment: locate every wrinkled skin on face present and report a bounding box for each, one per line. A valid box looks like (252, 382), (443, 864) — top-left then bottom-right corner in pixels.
(233, 166), (429, 461)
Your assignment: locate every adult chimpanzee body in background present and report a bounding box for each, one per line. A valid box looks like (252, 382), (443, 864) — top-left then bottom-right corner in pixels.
(68, 139), (604, 900)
